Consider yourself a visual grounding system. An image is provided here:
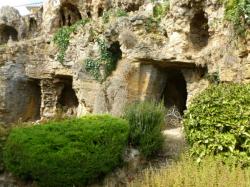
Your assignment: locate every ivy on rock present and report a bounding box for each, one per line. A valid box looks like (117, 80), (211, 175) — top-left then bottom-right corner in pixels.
(84, 39), (121, 82)
(53, 19), (89, 64)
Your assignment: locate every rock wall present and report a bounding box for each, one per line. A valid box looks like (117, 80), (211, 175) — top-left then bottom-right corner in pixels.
(0, 0), (249, 123)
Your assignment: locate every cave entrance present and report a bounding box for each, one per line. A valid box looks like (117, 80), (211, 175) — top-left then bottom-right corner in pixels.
(59, 3), (82, 26)
(0, 25), (18, 44)
(108, 41), (122, 62)
(29, 17), (37, 32)
(98, 8), (104, 17)
(189, 10), (209, 49)
(161, 69), (187, 115)
(56, 76), (79, 115)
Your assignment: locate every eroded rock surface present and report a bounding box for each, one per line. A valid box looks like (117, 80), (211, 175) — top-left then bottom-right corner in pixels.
(0, 0), (249, 124)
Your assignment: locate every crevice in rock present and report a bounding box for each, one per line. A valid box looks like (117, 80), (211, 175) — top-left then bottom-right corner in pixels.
(59, 3), (82, 27)
(0, 25), (18, 44)
(98, 7), (104, 17)
(87, 11), (92, 18)
(189, 10), (209, 49)
(125, 4), (140, 12)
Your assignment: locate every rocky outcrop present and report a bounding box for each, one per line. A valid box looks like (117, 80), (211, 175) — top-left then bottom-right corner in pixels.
(0, 0), (249, 123)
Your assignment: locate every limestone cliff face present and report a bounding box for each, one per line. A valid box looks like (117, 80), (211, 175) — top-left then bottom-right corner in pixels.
(0, 0), (249, 123)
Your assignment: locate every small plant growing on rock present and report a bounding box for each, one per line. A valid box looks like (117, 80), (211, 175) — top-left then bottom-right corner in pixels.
(84, 39), (121, 82)
(53, 19), (89, 64)
(224, 0), (250, 36)
(153, 0), (170, 19)
(102, 8), (128, 24)
(145, 17), (160, 33)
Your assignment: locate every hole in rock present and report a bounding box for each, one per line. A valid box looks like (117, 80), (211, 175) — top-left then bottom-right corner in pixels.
(98, 8), (104, 17)
(29, 17), (37, 32)
(108, 41), (122, 63)
(161, 69), (187, 115)
(59, 3), (82, 26)
(189, 10), (209, 49)
(125, 4), (140, 12)
(87, 11), (92, 18)
(0, 25), (18, 44)
(56, 76), (79, 115)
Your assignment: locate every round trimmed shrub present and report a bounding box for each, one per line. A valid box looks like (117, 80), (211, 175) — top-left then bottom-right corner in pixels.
(4, 115), (129, 187)
(124, 101), (165, 158)
(183, 83), (250, 165)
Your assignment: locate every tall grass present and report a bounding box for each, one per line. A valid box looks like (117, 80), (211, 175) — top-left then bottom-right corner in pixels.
(129, 155), (250, 187)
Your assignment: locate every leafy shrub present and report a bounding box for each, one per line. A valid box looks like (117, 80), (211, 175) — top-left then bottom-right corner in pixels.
(129, 155), (250, 187)
(124, 101), (165, 158)
(183, 83), (250, 166)
(224, 0), (250, 36)
(53, 19), (89, 63)
(4, 115), (129, 187)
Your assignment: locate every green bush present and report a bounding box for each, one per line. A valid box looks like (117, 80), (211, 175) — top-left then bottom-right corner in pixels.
(4, 115), (129, 187)
(124, 101), (165, 158)
(183, 83), (250, 166)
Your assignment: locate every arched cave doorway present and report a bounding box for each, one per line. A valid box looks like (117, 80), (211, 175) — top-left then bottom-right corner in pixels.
(189, 10), (209, 49)
(56, 76), (79, 115)
(161, 70), (187, 115)
(0, 25), (18, 44)
(59, 3), (82, 26)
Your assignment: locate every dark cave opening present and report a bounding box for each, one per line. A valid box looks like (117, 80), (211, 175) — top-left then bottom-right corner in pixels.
(189, 10), (209, 49)
(59, 3), (82, 26)
(29, 17), (37, 32)
(125, 4), (141, 12)
(87, 11), (92, 18)
(57, 76), (79, 114)
(98, 8), (104, 17)
(0, 25), (18, 44)
(108, 41), (122, 63)
(161, 69), (187, 115)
